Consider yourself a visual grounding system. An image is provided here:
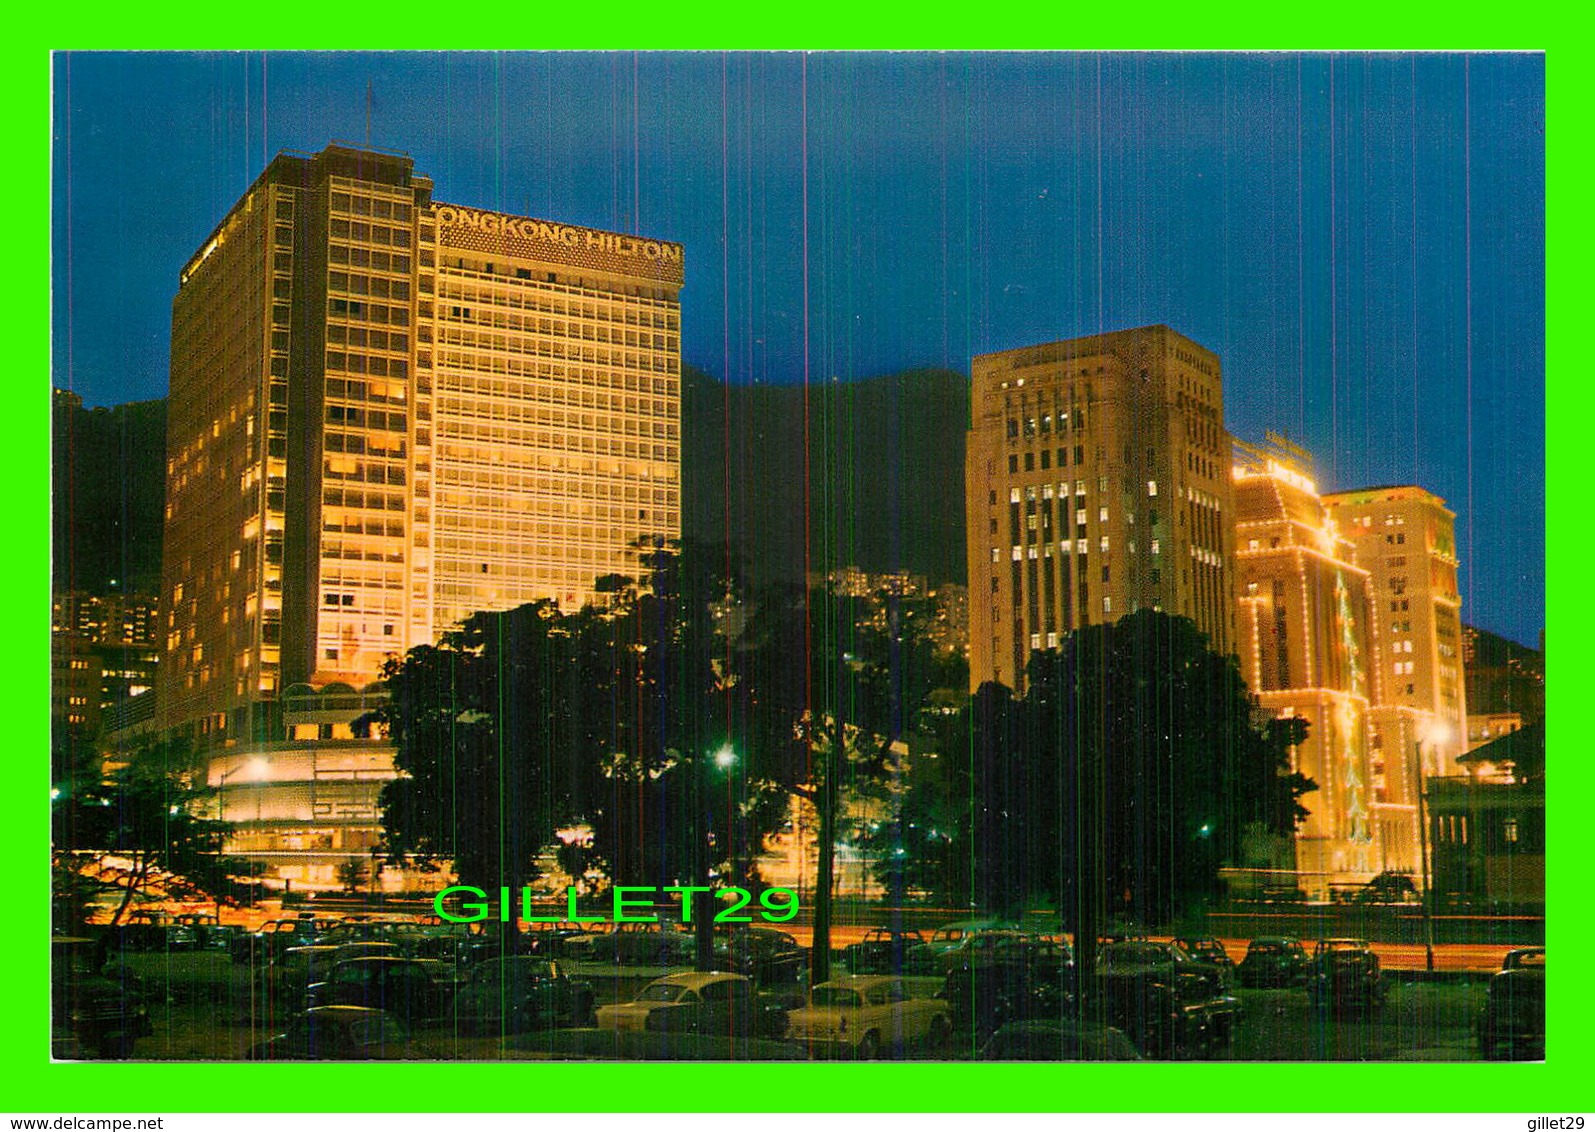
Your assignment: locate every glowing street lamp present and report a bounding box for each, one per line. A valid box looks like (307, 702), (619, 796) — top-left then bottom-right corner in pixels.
(712, 745), (738, 771)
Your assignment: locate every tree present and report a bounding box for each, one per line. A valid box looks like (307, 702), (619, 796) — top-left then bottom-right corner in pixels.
(51, 742), (241, 932)
(897, 610), (1315, 977)
(373, 600), (589, 921)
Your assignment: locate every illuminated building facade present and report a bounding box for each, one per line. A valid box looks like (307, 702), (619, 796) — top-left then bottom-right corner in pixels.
(1231, 437), (1385, 891)
(965, 325), (1236, 692)
(159, 143), (683, 890)
(1320, 486), (1468, 764)
(1315, 485), (1468, 886)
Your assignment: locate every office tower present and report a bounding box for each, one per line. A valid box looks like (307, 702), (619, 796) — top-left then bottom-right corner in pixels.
(1232, 436), (1385, 891)
(1320, 486), (1469, 770)
(158, 143), (683, 890)
(964, 325), (1236, 692)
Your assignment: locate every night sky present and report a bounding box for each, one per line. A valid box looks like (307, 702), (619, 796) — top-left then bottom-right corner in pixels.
(51, 52), (1544, 647)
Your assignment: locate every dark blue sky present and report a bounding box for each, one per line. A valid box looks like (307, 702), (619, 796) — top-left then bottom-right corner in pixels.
(51, 52), (1544, 647)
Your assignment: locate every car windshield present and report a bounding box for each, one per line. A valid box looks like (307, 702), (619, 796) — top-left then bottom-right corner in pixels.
(637, 984), (690, 1003)
(1248, 943), (1285, 955)
(810, 987), (863, 1009)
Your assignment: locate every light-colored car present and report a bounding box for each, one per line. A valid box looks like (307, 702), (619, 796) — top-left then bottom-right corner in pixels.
(784, 975), (951, 1059)
(594, 971), (777, 1036)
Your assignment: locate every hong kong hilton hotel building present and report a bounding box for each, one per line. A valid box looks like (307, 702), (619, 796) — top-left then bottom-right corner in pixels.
(966, 325), (1465, 895)
(159, 144), (683, 893)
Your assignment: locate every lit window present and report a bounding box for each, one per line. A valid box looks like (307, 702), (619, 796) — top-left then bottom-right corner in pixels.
(1030, 633), (1041, 649)
(1012, 547), (1023, 561)
(1148, 480), (1158, 496)
(1010, 487), (1021, 504)
(1077, 539), (1088, 554)
(1103, 597), (1112, 613)
(1100, 537), (1110, 553)
(1099, 506), (1109, 522)
(991, 548), (1001, 563)
(1075, 480), (1086, 497)
(1151, 540), (1160, 555)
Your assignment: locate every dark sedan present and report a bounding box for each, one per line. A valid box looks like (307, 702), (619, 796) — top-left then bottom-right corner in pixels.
(305, 956), (457, 1023)
(979, 1019), (1142, 1061)
(247, 1005), (417, 1060)
(1308, 939), (1384, 1016)
(1086, 940), (1238, 1059)
(841, 928), (927, 976)
(454, 957), (596, 1034)
(1237, 937), (1310, 988)
(1479, 947), (1544, 1060)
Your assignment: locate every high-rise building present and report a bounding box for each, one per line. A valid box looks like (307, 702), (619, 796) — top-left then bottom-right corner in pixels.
(1320, 486), (1469, 771)
(158, 144), (683, 890)
(964, 325), (1236, 692)
(1231, 436), (1385, 891)
(1320, 484), (1468, 887)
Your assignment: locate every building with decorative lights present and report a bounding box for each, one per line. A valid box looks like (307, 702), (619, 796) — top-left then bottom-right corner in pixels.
(964, 325), (1236, 692)
(1231, 436), (1388, 893)
(158, 143), (683, 891)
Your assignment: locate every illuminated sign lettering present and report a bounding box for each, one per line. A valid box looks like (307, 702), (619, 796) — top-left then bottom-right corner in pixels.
(432, 205), (682, 264)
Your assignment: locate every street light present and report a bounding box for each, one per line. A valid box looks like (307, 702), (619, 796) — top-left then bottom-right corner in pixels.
(1413, 721), (1452, 972)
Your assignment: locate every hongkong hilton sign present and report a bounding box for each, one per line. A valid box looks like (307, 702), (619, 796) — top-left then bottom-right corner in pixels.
(433, 205), (683, 265)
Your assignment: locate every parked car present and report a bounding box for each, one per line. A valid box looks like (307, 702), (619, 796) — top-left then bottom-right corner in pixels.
(454, 956), (596, 1034)
(175, 913), (239, 951)
(305, 956), (458, 1023)
(841, 928), (926, 975)
(1173, 937), (1235, 984)
(411, 929), (505, 968)
(230, 917), (326, 965)
(1308, 939), (1384, 1015)
(943, 938), (1075, 1038)
(718, 926), (806, 985)
(908, 920), (1025, 974)
(1237, 937), (1310, 988)
(314, 920), (429, 953)
(247, 1005), (417, 1060)
(979, 1019), (1142, 1061)
(1087, 940), (1238, 1059)
(785, 976), (951, 1059)
(611, 922), (698, 967)
(111, 910), (174, 952)
(933, 929), (1058, 973)
(595, 971), (786, 1038)
(269, 945), (343, 1006)
(1479, 947), (1544, 1060)
(50, 937), (153, 1059)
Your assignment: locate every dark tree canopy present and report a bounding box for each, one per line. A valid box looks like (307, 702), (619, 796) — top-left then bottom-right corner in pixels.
(898, 610), (1315, 948)
(51, 743), (241, 929)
